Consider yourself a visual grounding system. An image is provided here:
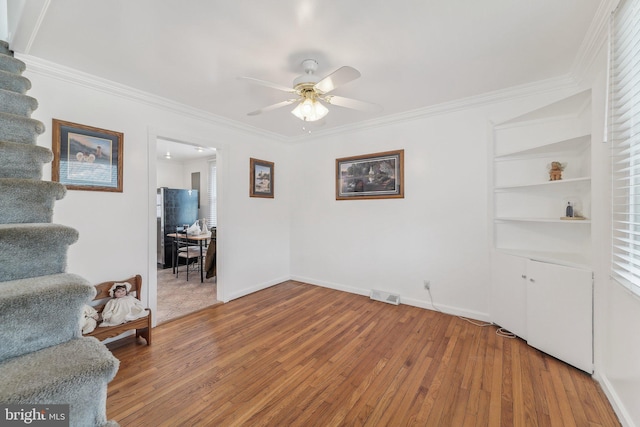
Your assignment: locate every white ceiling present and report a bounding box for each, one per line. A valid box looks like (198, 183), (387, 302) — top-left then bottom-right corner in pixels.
(8, 0), (605, 140)
(156, 138), (216, 163)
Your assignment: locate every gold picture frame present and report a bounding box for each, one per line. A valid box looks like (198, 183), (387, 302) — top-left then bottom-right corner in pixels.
(336, 149), (404, 200)
(250, 158), (274, 198)
(52, 119), (124, 192)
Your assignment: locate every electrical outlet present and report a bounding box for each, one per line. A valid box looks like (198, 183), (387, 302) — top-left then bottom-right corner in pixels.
(423, 280), (431, 290)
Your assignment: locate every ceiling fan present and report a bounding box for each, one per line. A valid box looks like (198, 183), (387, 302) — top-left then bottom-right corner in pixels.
(241, 59), (381, 122)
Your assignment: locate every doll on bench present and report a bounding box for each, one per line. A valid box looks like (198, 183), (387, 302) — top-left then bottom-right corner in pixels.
(99, 282), (149, 327)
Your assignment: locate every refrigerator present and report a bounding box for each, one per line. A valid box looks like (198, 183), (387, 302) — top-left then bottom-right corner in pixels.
(157, 187), (199, 268)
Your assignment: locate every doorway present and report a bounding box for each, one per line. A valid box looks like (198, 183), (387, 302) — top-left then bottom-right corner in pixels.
(154, 137), (220, 323)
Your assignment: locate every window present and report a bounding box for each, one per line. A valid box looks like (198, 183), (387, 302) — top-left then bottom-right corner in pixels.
(610, 0), (640, 296)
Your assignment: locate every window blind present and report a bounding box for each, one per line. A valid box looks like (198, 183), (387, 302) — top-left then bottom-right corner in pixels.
(208, 158), (217, 228)
(610, 0), (640, 296)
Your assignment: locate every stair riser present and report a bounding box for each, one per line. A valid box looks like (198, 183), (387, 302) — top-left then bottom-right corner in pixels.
(0, 88), (38, 116)
(0, 112), (45, 145)
(0, 179), (66, 224)
(0, 69), (30, 94)
(0, 141), (53, 180)
(0, 275), (95, 362)
(0, 224), (79, 282)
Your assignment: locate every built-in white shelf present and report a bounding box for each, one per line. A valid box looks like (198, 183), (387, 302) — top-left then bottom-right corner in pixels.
(495, 217), (591, 224)
(495, 134), (591, 160)
(494, 177), (591, 191)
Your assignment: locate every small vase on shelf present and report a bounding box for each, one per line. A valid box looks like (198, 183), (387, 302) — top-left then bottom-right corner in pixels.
(565, 202), (573, 218)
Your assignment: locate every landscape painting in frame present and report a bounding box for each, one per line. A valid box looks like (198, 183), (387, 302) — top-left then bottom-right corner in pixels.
(336, 149), (404, 200)
(250, 158), (274, 198)
(52, 119), (123, 192)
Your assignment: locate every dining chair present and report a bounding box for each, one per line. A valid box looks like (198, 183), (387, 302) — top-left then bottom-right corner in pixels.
(174, 234), (201, 281)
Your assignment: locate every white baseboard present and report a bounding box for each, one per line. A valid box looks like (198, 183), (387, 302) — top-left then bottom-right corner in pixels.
(593, 371), (636, 427)
(224, 275), (290, 302)
(289, 275), (490, 322)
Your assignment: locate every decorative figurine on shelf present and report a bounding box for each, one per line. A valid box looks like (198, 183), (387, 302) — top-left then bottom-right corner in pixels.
(548, 161), (566, 181)
(565, 202), (574, 218)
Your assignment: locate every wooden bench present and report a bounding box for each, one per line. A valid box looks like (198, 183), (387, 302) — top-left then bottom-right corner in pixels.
(84, 274), (152, 345)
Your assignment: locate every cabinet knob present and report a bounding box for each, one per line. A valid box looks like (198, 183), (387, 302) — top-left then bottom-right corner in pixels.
(529, 278), (535, 283)
(521, 274), (527, 279)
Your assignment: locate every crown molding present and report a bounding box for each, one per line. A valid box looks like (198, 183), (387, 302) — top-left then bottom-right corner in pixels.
(289, 74), (579, 143)
(16, 54), (289, 143)
(17, 54), (582, 146)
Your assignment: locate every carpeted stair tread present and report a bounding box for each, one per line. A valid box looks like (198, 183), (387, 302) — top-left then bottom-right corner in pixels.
(0, 68), (31, 94)
(0, 53), (26, 74)
(0, 111), (45, 145)
(0, 179), (66, 224)
(0, 337), (120, 427)
(0, 223), (79, 282)
(0, 273), (95, 362)
(0, 141), (53, 179)
(0, 88), (38, 116)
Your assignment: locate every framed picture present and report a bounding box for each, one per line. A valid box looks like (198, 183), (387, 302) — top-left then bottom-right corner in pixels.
(336, 149), (404, 200)
(52, 119), (123, 192)
(250, 158), (274, 198)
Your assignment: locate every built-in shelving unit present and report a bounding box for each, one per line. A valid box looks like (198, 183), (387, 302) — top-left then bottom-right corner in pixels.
(492, 90), (592, 270)
(490, 90), (594, 373)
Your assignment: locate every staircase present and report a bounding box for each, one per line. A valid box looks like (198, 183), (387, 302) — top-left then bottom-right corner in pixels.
(0, 40), (119, 426)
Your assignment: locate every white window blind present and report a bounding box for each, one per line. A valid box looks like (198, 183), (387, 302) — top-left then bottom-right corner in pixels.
(611, 0), (640, 296)
(208, 158), (217, 228)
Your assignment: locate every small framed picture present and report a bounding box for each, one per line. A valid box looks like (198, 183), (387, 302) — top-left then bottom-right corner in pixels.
(336, 149), (404, 200)
(250, 158), (274, 198)
(52, 119), (124, 192)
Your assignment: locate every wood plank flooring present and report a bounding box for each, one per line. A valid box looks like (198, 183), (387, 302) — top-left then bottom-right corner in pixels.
(106, 281), (620, 426)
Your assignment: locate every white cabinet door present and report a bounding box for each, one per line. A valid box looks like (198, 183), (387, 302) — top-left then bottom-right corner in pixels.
(526, 260), (593, 373)
(491, 251), (527, 339)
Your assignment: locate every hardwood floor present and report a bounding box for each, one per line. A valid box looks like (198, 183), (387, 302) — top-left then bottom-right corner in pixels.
(106, 281), (620, 426)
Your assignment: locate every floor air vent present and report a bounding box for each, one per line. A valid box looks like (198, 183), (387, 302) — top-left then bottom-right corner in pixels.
(370, 289), (400, 305)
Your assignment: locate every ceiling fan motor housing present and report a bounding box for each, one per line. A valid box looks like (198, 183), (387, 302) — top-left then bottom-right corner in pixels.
(293, 59), (322, 87)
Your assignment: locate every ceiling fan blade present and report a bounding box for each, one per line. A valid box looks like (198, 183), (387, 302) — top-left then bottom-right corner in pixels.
(239, 76), (296, 93)
(247, 99), (298, 116)
(321, 95), (382, 113)
(314, 66), (361, 94)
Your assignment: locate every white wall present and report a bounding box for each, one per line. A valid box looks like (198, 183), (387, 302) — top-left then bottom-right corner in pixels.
(156, 158), (187, 189)
(289, 113), (489, 318)
(23, 59), (291, 315)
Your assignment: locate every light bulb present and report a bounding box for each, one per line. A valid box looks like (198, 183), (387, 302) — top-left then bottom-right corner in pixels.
(291, 98), (328, 122)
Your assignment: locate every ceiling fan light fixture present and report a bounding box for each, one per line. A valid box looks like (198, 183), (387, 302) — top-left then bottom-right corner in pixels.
(291, 97), (328, 122)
